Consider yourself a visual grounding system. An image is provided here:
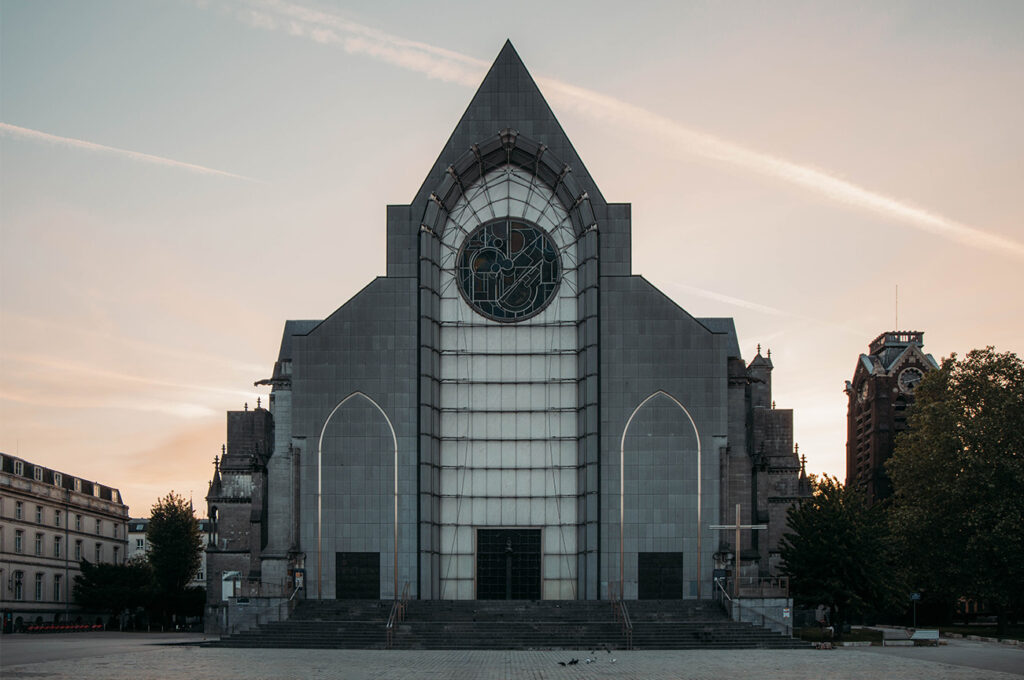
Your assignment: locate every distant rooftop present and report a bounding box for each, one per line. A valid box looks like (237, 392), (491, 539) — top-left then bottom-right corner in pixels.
(128, 517), (212, 532)
(869, 331), (924, 356)
(0, 452), (125, 505)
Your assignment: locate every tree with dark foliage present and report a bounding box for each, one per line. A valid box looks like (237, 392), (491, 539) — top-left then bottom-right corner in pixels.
(147, 492), (203, 621)
(73, 558), (155, 626)
(889, 348), (1024, 634)
(780, 475), (900, 636)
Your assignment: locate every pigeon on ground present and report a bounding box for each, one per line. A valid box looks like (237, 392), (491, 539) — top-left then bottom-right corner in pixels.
(568, 658), (579, 665)
(558, 661), (566, 666)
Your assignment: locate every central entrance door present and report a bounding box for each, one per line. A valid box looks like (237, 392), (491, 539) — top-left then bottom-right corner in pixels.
(335, 552), (379, 599)
(638, 552), (684, 599)
(476, 529), (541, 600)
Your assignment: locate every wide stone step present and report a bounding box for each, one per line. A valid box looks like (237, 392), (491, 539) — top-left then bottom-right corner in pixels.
(209, 599), (809, 650)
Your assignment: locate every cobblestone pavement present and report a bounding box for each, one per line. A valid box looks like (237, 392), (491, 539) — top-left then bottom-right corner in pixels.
(2, 639), (1023, 680)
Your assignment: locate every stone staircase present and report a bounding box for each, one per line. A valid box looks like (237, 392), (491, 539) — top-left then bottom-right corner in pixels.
(210, 598), (809, 650)
(211, 599), (391, 649)
(626, 600), (808, 649)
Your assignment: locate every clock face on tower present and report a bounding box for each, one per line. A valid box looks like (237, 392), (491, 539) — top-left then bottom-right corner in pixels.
(898, 367), (925, 394)
(858, 382), (870, 403)
(456, 218), (561, 322)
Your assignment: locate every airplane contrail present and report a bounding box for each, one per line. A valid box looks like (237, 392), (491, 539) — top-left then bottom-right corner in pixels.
(4, 352), (258, 399)
(665, 281), (868, 337)
(0, 122), (264, 183)
(227, 0), (1024, 261)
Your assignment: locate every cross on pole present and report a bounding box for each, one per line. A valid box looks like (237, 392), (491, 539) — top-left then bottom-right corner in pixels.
(710, 503), (768, 599)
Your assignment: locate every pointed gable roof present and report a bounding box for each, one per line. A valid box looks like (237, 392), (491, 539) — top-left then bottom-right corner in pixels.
(411, 40), (607, 208)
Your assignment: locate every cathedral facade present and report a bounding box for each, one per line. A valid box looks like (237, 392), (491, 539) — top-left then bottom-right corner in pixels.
(205, 43), (807, 612)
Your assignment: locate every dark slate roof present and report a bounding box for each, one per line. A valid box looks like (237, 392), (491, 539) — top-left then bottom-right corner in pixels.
(128, 517), (212, 532)
(276, 320), (320, 362)
(0, 453), (125, 505)
(411, 40), (607, 211)
(696, 317), (741, 359)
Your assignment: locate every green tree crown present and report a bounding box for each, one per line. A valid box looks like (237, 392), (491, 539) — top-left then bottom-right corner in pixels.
(147, 492), (203, 596)
(888, 347), (1024, 618)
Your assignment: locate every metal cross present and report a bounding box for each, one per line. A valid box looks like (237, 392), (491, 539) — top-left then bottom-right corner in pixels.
(710, 503), (768, 598)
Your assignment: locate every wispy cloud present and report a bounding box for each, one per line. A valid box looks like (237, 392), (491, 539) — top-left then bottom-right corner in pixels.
(664, 281), (868, 337)
(668, 282), (793, 317)
(538, 79), (1024, 261)
(0, 388), (218, 419)
(7, 313), (267, 375)
(3, 352), (260, 400)
(222, 0), (1024, 261)
(0, 122), (264, 183)
(235, 0), (485, 85)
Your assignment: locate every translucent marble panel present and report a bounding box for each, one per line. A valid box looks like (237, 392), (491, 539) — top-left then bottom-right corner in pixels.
(436, 166), (580, 599)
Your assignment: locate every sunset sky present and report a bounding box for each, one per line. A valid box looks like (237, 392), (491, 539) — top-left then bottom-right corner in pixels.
(2, 1), (1022, 516)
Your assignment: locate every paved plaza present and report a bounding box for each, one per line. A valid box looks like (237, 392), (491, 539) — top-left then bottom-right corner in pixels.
(1, 634), (1021, 679)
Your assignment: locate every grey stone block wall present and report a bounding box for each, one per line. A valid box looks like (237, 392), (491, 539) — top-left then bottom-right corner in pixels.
(599, 276), (728, 599)
(290, 277), (418, 599)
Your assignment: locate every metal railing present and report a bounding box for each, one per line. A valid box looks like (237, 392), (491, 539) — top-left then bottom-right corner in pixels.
(608, 581), (633, 650)
(237, 579), (293, 598)
(385, 582), (410, 649)
(723, 576), (790, 598)
(713, 576), (734, 617)
(714, 577), (792, 637)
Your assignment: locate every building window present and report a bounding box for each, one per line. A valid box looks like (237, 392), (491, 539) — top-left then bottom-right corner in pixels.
(15, 529), (23, 553)
(54, 535), (62, 558)
(113, 524), (119, 538)
(53, 574), (62, 602)
(96, 519), (102, 535)
(35, 533), (43, 556)
(136, 538), (145, 550)
(74, 540), (82, 561)
(75, 514), (82, 531)
(14, 460), (24, 475)
(55, 510), (62, 527)
(15, 501), (23, 519)
(196, 570), (204, 580)
(94, 542), (102, 562)
(54, 472), (62, 487)
(93, 485), (101, 498)
(13, 571), (23, 600)
(113, 546), (120, 563)
(35, 573), (44, 601)
(34, 466), (43, 481)
(74, 478), (82, 492)
(36, 506), (43, 523)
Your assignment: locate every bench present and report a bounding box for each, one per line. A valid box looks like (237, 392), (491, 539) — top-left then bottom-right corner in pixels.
(910, 629), (940, 646)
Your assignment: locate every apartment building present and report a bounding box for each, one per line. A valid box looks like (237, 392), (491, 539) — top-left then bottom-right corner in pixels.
(0, 453), (129, 632)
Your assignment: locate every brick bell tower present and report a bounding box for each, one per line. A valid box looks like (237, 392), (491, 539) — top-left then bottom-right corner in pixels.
(844, 332), (938, 504)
